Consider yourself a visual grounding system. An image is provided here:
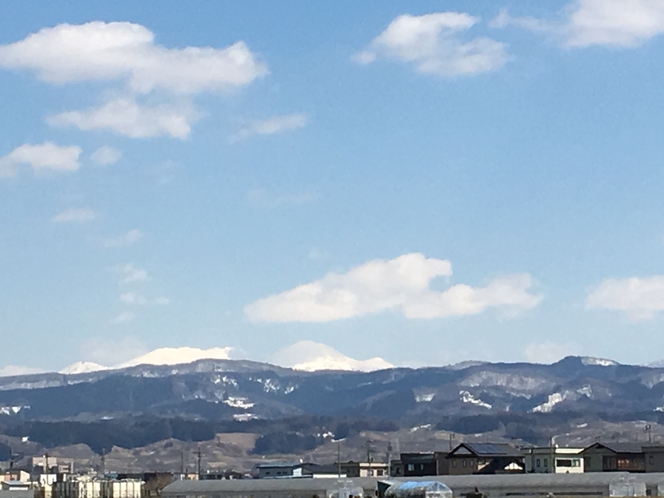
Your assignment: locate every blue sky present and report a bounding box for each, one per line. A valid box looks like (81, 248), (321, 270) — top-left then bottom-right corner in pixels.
(2, 0), (664, 374)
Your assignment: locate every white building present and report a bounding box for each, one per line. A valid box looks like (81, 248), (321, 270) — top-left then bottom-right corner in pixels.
(524, 447), (584, 473)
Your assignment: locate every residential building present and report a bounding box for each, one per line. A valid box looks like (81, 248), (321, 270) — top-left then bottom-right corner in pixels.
(581, 443), (646, 473)
(644, 445), (664, 473)
(399, 453), (437, 477)
(339, 461), (388, 478)
(524, 447), (584, 473)
(2, 483), (30, 492)
(446, 443), (524, 475)
(388, 460), (404, 477)
(0, 472), (30, 484)
(256, 462), (346, 479)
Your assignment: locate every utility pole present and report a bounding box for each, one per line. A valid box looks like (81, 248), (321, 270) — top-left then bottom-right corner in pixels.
(197, 446), (202, 479)
(366, 440), (373, 476)
(337, 441), (341, 478)
(645, 425), (653, 443)
(387, 442), (392, 478)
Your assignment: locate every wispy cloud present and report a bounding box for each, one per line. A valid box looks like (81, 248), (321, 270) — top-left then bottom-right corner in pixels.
(230, 114), (307, 142)
(53, 208), (96, 223)
(492, 0), (664, 48)
(90, 145), (122, 165)
(48, 97), (200, 139)
(102, 229), (143, 248)
(0, 142), (81, 178)
(111, 311), (136, 324)
(355, 12), (509, 77)
(245, 253), (541, 323)
(120, 292), (169, 306)
(586, 275), (664, 320)
(113, 263), (150, 284)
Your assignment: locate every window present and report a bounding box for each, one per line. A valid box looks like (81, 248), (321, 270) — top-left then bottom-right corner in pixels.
(557, 459), (573, 467)
(536, 459), (540, 468)
(572, 459), (581, 467)
(650, 456), (654, 465)
(407, 464), (415, 471)
(377, 470), (384, 476)
(462, 460), (467, 467)
(544, 458), (548, 467)
(452, 461), (457, 468)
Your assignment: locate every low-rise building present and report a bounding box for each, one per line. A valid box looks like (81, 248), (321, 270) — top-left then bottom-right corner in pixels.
(581, 443), (646, 473)
(399, 453), (437, 477)
(256, 462), (346, 479)
(524, 447), (584, 473)
(340, 461), (388, 478)
(446, 443), (524, 475)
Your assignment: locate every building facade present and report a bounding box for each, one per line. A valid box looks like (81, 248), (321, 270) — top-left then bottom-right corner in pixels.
(524, 447), (584, 474)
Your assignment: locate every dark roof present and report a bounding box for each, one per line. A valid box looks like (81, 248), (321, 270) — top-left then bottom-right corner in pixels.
(301, 464), (343, 474)
(447, 443), (523, 458)
(256, 461), (306, 469)
(583, 443), (644, 454)
(400, 453), (435, 462)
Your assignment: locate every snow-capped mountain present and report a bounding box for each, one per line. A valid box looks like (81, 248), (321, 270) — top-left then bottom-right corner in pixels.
(273, 341), (393, 372)
(58, 347), (235, 375)
(59, 362), (108, 375)
(116, 346), (233, 368)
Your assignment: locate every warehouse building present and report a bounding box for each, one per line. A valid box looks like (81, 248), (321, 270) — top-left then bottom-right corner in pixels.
(163, 472), (664, 498)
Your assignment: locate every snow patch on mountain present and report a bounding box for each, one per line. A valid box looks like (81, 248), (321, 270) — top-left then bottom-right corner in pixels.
(416, 392), (435, 403)
(0, 405), (29, 416)
(460, 371), (553, 394)
(223, 397), (254, 409)
(273, 341), (393, 372)
(460, 390), (492, 409)
(532, 392), (565, 413)
(581, 357), (619, 367)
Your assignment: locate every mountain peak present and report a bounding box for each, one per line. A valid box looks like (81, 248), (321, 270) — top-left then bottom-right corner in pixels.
(117, 346), (233, 368)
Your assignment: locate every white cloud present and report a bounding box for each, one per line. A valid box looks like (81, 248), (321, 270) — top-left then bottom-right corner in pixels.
(120, 292), (169, 306)
(53, 208), (96, 223)
(0, 365), (43, 377)
(102, 229), (144, 248)
(493, 0), (664, 48)
(586, 275), (664, 320)
(48, 97), (199, 139)
(120, 292), (148, 306)
(113, 263), (149, 284)
(356, 12), (509, 77)
(111, 311), (136, 324)
(230, 114), (307, 142)
(0, 142), (81, 177)
(272, 341), (393, 372)
(524, 341), (581, 364)
(566, 0), (664, 47)
(81, 336), (148, 365)
(244, 253), (541, 323)
(0, 21), (268, 94)
(90, 145), (122, 165)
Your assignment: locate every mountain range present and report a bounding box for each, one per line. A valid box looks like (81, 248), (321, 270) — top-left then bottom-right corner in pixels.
(2, 351), (664, 461)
